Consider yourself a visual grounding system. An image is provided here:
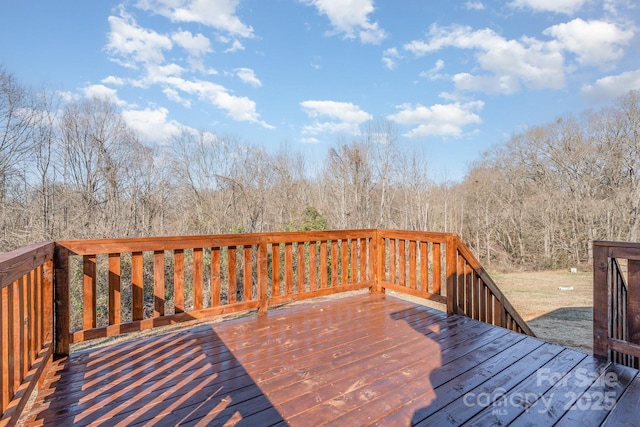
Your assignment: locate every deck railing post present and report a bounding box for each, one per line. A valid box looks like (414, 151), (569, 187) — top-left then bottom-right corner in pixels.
(445, 236), (457, 316)
(53, 245), (70, 357)
(258, 238), (268, 315)
(628, 260), (640, 346)
(593, 242), (609, 359)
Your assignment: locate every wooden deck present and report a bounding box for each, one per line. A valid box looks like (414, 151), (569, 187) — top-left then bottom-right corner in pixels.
(24, 293), (640, 426)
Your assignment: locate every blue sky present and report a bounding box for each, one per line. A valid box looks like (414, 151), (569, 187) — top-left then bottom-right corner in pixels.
(1, 0), (639, 181)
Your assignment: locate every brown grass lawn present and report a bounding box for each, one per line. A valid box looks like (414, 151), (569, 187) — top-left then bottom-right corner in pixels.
(491, 270), (593, 353)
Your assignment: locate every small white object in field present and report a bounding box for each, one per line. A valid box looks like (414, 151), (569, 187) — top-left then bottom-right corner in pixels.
(570, 267), (577, 273)
(558, 286), (574, 291)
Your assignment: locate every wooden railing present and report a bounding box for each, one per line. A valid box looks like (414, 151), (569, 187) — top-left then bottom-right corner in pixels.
(593, 241), (640, 368)
(448, 235), (534, 335)
(376, 230), (534, 336)
(0, 242), (54, 426)
(376, 230), (446, 304)
(0, 229), (534, 424)
(54, 230), (377, 355)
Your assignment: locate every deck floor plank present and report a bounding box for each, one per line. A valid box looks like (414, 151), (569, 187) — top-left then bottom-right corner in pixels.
(555, 362), (639, 427)
(509, 355), (612, 427)
(369, 333), (546, 426)
(463, 348), (588, 426)
(23, 293), (640, 426)
(414, 342), (566, 426)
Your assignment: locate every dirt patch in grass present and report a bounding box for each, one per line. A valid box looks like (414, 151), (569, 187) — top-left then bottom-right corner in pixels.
(490, 270), (593, 353)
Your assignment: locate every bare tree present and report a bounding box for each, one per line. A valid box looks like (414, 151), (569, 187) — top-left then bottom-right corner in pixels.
(59, 97), (143, 238)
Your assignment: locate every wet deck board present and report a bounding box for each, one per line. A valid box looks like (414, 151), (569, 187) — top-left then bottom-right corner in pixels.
(24, 293), (640, 426)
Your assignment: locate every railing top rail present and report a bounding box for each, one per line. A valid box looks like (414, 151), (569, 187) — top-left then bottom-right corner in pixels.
(593, 240), (640, 260)
(57, 229), (379, 255)
(0, 241), (55, 289)
(593, 240), (640, 248)
(377, 229), (454, 243)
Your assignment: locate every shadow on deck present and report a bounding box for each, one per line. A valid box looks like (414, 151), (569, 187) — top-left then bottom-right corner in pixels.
(24, 294), (640, 426)
(28, 320), (285, 425)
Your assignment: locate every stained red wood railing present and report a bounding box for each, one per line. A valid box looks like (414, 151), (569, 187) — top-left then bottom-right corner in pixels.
(377, 230), (447, 304)
(593, 240), (640, 368)
(449, 235), (534, 336)
(0, 242), (54, 426)
(0, 229), (537, 423)
(54, 230), (377, 354)
(51, 229), (534, 357)
(376, 230), (532, 336)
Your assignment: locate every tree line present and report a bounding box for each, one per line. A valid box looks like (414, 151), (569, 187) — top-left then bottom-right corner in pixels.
(1, 65), (639, 270)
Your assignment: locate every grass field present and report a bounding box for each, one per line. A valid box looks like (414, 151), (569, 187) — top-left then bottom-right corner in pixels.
(490, 270), (593, 353)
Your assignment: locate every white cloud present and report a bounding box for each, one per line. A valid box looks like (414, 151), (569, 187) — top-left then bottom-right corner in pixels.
(404, 25), (566, 93)
(509, 0), (589, 14)
(101, 76), (126, 86)
(224, 39), (245, 52)
(146, 63), (186, 82)
(235, 68), (262, 87)
(135, 0), (254, 38)
(302, 0), (387, 44)
(387, 101), (484, 138)
(216, 35), (245, 52)
(82, 84), (127, 106)
(163, 87), (192, 107)
(603, 0), (636, 17)
(160, 76), (272, 128)
(58, 90), (79, 103)
(300, 100), (372, 135)
(382, 47), (402, 70)
(171, 30), (212, 56)
(300, 137), (320, 144)
(544, 19), (634, 66)
(382, 48), (401, 70)
(582, 69), (640, 103)
(106, 14), (172, 67)
(122, 106), (186, 144)
(465, 1), (486, 10)
(420, 59), (446, 80)
(452, 73), (521, 94)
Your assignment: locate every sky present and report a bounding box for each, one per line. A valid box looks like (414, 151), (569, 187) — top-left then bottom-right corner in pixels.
(1, 0), (639, 181)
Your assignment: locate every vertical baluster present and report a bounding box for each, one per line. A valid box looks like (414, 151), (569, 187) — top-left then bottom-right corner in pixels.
(228, 247), (237, 303)
(108, 254), (121, 325)
(284, 243), (293, 296)
(271, 244), (281, 297)
(331, 240), (338, 288)
(309, 242), (318, 290)
(409, 240), (417, 290)
(341, 239), (349, 285)
(154, 251), (165, 317)
(211, 247), (221, 306)
(389, 239), (396, 284)
(83, 255), (97, 329)
(194, 248), (204, 309)
(131, 252), (144, 321)
(174, 250), (185, 313)
(1, 285), (9, 413)
(320, 241), (328, 289)
(351, 239), (358, 283)
(243, 246), (253, 301)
